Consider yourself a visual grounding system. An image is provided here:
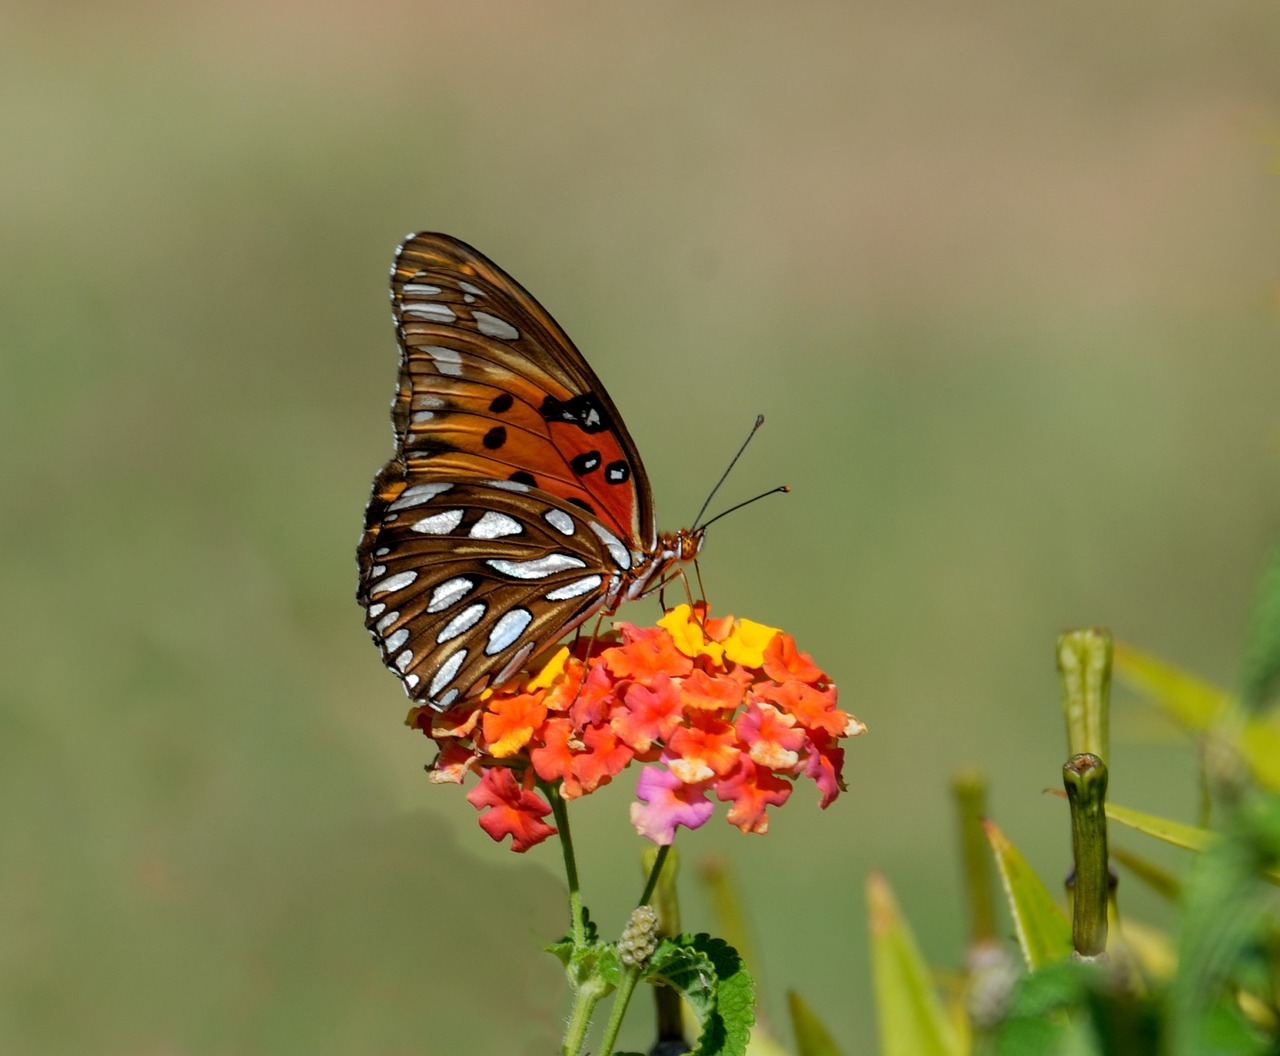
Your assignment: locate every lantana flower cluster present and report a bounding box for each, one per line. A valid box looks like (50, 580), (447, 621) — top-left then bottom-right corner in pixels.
(406, 604), (865, 852)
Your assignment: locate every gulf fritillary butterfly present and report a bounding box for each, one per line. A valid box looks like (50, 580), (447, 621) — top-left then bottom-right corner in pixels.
(357, 233), (704, 711)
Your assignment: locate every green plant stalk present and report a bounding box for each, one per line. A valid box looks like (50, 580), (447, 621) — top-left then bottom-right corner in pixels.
(1064, 753), (1110, 958)
(1058, 628), (1112, 761)
(639, 844), (671, 908)
(953, 769), (998, 944)
(544, 780), (587, 949)
(642, 847), (687, 1047)
(597, 966), (642, 1056)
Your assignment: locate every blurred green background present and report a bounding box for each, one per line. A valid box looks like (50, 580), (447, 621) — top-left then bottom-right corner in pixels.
(3, 2), (1278, 1053)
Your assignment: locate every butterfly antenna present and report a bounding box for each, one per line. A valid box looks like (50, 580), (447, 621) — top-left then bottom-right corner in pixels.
(698, 485), (790, 532)
(693, 414), (766, 529)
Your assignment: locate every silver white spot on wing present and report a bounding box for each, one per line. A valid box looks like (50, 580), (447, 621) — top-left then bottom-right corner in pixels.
(435, 687), (459, 709)
(428, 576), (475, 613)
(388, 482), (453, 511)
(437, 603), (486, 644)
(472, 311), (520, 341)
(469, 511), (523, 539)
(371, 570), (418, 595)
(395, 648), (415, 672)
(405, 673), (420, 689)
(370, 564), (386, 578)
(411, 509), (465, 535)
(411, 410), (434, 423)
(423, 345), (463, 377)
(402, 283), (442, 296)
(544, 509), (575, 536)
(544, 575), (603, 601)
(384, 628), (409, 653)
(588, 521), (631, 570)
(430, 649), (468, 698)
(375, 610), (400, 635)
(486, 478), (531, 493)
(367, 602), (386, 619)
(458, 280), (483, 298)
(374, 547), (390, 557)
(493, 641), (536, 687)
(487, 553), (587, 580)
(484, 608), (533, 655)
(401, 303), (457, 324)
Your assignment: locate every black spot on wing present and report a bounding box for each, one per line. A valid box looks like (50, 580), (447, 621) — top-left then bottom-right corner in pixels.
(489, 393), (514, 413)
(539, 394), (611, 434)
(570, 450), (602, 475)
(483, 426), (507, 450)
(604, 460), (629, 484)
(509, 470), (537, 487)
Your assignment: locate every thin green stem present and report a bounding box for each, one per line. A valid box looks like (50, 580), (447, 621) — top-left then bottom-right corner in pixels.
(563, 981), (606, 1056)
(638, 844), (670, 907)
(544, 779), (586, 947)
(597, 967), (641, 1056)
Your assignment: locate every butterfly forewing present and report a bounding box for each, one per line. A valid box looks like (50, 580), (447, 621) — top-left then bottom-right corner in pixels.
(389, 234), (655, 547)
(359, 233), (673, 710)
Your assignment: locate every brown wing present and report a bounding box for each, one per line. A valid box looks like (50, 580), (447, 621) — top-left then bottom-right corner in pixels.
(357, 478), (633, 710)
(387, 232), (655, 548)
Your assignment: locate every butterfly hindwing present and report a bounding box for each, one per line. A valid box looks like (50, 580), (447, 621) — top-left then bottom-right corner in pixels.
(358, 478), (629, 708)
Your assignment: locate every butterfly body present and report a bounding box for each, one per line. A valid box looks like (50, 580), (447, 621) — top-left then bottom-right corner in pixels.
(357, 234), (703, 711)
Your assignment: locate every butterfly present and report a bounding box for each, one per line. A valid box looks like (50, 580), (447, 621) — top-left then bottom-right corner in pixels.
(357, 233), (705, 711)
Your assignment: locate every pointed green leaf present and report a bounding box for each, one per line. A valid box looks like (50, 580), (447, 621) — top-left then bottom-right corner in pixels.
(1103, 801), (1213, 853)
(787, 990), (845, 1056)
(983, 820), (1072, 970)
(866, 872), (961, 1056)
(647, 933), (755, 1056)
(1112, 645), (1280, 791)
(1112, 643), (1231, 733)
(1103, 801), (1280, 886)
(1109, 845), (1182, 901)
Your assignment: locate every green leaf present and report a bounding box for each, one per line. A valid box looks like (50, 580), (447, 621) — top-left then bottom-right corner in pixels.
(1108, 845), (1181, 901)
(1103, 801), (1280, 886)
(1112, 643), (1231, 733)
(1103, 802), (1213, 853)
(1240, 542), (1280, 712)
(788, 990), (845, 1056)
(866, 872), (961, 1056)
(647, 933), (755, 1056)
(984, 820), (1072, 970)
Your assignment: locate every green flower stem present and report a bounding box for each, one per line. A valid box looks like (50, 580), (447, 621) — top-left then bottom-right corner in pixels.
(563, 975), (609, 1056)
(597, 966), (642, 1056)
(639, 844), (671, 907)
(544, 780), (586, 948)
(1057, 628), (1112, 761)
(1064, 753), (1110, 958)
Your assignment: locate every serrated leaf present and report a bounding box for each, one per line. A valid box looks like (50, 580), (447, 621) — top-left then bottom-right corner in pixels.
(648, 934), (755, 1056)
(866, 872), (961, 1056)
(788, 990), (845, 1056)
(983, 820), (1072, 970)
